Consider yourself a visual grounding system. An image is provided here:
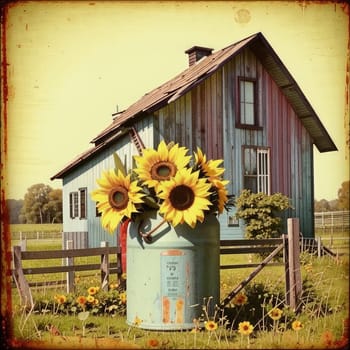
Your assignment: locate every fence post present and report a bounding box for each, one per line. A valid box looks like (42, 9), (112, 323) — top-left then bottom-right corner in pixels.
(20, 238), (27, 251)
(317, 236), (321, 257)
(286, 218), (302, 311)
(100, 241), (109, 291)
(66, 240), (74, 293)
(283, 234), (290, 305)
(13, 246), (33, 309)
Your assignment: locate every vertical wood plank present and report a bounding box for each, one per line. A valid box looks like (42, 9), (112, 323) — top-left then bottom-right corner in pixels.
(13, 246), (33, 309)
(66, 240), (74, 293)
(100, 241), (109, 291)
(287, 218), (302, 311)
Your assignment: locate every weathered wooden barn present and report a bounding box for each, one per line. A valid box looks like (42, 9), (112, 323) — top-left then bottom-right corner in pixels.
(51, 32), (337, 248)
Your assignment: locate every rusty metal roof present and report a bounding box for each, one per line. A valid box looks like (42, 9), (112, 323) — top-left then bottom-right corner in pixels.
(92, 33), (255, 144)
(51, 32), (337, 180)
(91, 32), (337, 154)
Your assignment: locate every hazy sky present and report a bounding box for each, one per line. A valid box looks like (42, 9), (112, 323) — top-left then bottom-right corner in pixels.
(2, 1), (349, 201)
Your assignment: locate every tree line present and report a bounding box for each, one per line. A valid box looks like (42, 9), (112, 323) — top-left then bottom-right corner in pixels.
(314, 180), (349, 212)
(5, 180), (349, 224)
(6, 183), (62, 224)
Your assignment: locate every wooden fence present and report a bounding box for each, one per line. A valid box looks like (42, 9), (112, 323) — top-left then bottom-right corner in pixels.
(219, 218), (302, 310)
(12, 241), (122, 309)
(314, 210), (350, 232)
(12, 218), (315, 312)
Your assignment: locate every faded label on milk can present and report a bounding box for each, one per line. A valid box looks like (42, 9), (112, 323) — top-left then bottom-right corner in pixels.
(160, 249), (190, 324)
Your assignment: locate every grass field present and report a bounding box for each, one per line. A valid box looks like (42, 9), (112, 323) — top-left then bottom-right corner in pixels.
(6, 224), (349, 349)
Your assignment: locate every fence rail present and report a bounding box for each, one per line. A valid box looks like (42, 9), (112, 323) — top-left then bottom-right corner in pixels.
(314, 210), (350, 230)
(12, 242), (122, 309)
(13, 217), (344, 313)
(11, 231), (62, 241)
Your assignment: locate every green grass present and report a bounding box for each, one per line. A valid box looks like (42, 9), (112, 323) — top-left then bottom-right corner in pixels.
(10, 223), (63, 233)
(7, 225), (349, 349)
(315, 229), (349, 256)
(10, 223), (63, 240)
(9, 251), (349, 349)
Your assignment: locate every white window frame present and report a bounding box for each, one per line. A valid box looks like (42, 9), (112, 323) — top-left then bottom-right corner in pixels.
(243, 146), (270, 194)
(257, 148), (270, 194)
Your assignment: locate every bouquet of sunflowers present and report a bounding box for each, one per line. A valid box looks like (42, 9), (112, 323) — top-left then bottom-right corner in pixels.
(91, 141), (232, 234)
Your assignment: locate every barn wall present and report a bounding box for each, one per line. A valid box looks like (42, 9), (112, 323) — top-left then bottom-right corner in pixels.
(153, 47), (315, 239)
(155, 93), (192, 151)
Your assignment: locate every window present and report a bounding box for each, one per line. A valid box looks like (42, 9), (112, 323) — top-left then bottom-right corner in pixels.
(69, 190), (86, 219)
(79, 188), (87, 219)
(243, 147), (270, 194)
(238, 78), (257, 127)
(69, 192), (79, 218)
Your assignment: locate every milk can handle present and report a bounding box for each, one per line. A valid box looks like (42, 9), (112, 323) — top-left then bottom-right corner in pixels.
(138, 218), (167, 243)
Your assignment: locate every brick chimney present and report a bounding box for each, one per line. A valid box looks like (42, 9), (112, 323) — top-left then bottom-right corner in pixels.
(185, 46), (213, 66)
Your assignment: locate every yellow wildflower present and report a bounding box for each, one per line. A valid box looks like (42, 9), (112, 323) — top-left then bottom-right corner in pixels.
(268, 307), (283, 321)
(205, 320), (218, 331)
(238, 321), (254, 336)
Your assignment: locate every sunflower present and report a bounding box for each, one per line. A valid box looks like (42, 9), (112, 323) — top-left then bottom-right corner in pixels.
(86, 295), (95, 303)
(133, 316), (142, 326)
(292, 320), (303, 331)
(88, 286), (98, 295)
(76, 296), (87, 306)
(193, 148), (229, 213)
(54, 294), (67, 304)
(268, 307), (283, 321)
(238, 321), (254, 336)
(146, 339), (160, 348)
(232, 292), (248, 306)
(157, 168), (212, 228)
(133, 140), (191, 192)
(205, 320), (218, 331)
(119, 292), (127, 304)
(91, 169), (145, 233)
(210, 178), (229, 214)
(193, 147), (225, 180)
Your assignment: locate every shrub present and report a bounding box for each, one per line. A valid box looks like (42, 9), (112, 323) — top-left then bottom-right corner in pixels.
(235, 189), (292, 239)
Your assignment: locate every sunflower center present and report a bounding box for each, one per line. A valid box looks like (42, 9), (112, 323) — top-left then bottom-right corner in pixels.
(169, 185), (195, 211)
(151, 161), (176, 181)
(108, 186), (129, 210)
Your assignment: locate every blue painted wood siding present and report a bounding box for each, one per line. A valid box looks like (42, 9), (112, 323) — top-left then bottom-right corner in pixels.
(62, 117), (155, 247)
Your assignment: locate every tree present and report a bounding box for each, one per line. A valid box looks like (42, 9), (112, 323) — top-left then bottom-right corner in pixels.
(314, 199), (331, 212)
(45, 188), (63, 223)
(337, 180), (349, 210)
(20, 184), (62, 224)
(5, 199), (24, 224)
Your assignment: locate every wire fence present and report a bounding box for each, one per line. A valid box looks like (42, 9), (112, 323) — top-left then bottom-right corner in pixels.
(314, 210), (350, 232)
(11, 231), (62, 241)
(11, 211), (349, 244)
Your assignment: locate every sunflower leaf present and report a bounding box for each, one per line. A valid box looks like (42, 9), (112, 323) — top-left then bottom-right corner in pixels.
(143, 195), (160, 209)
(113, 152), (127, 176)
